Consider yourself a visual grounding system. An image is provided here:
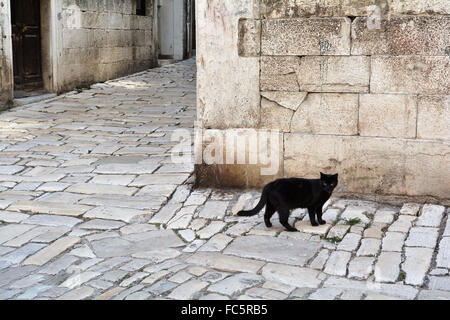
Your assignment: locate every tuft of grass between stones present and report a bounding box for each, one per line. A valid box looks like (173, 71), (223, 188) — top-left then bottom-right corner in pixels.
(345, 218), (361, 226)
(324, 236), (342, 244)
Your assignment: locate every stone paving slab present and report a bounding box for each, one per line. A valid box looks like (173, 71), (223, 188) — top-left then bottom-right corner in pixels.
(0, 59), (448, 300)
(224, 235), (321, 267)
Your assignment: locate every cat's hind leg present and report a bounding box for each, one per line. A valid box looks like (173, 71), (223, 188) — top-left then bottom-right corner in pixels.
(279, 207), (297, 232)
(308, 207), (319, 227)
(264, 202), (276, 228)
(316, 206), (326, 225)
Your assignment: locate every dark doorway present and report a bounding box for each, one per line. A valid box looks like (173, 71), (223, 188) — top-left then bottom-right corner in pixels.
(12, 0), (44, 97)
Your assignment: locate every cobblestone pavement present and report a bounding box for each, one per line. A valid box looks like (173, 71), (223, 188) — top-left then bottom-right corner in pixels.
(0, 59), (449, 300)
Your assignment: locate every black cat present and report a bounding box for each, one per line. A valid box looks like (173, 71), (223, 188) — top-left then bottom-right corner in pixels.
(237, 173), (338, 232)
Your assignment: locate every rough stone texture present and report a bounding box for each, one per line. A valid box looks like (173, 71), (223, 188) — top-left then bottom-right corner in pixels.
(389, 215), (416, 233)
(364, 223), (386, 239)
(324, 251), (352, 276)
(327, 224), (350, 240)
(198, 201), (230, 220)
(374, 252), (402, 283)
(262, 18), (351, 55)
(359, 94), (417, 139)
(197, 221), (227, 240)
(402, 247), (434, 286)
(337, 233), (362, 252)
(84, 206), (148, 223)
(224, 235), (321, 267)
(405, 227), (439, 248)
(348, 257), (375, 280)
(238, 19), (260, 57)
(197, 0), (260, 129)
(428, 276), (450, 292)
(417, 95), (449, 141)
(308, 287), (343, 300)
(260, 0), (450, 18)
(260, 92), (307, 112)
(208, 273), (263, 296)
(373, 209), (396, 224)
(400, 203), (421, 216)
(260, 56), (300, 92)
(186, 252), (264, 274)
(167, 280), (209, 300)
(382, 232), (406, 252)
(23, 237), (81, 266)
(371, 56), (450, 95)
(261, 263), (321, 288)
(290, 93), (359, 135)
(297, 56), (370, 93)
(284, 134), (450, 201)
(416, 204), (445, 227)
(352, 16), (450, 56)
(418, 290), (450, 300)
(340, 206), (372, 224)
(357, 239), (381, 257)
(436, 237), (450, 269)
(310, 249), (330, 270)
(259, 98), (294, 132)
(198, 234), (233, 252)
(295, 222), (331, 236)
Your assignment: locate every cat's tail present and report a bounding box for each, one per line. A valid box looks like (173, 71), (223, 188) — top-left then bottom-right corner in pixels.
(237, 185), (269, 217)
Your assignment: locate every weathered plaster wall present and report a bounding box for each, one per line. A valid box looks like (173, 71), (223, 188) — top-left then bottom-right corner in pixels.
(0, 1), (13, 111)
(196, 0), (450, 205)
(59, 0), (157, 91)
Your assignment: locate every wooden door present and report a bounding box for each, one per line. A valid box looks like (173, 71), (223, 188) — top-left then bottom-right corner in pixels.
(12, 0), (43, 90)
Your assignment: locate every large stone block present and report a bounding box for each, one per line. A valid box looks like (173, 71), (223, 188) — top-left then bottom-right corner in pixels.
(352, 16), (450, 56)
(260, 92), (308, 111)
(259, 98), (294, 132)
(417, 95), (450, 141)
(388, 0), (450, 15)
(290, 93), (359, 135)
(359, 94), (417, 138)
(403, 140), (450, 199)
(238, 19), (260, 57)
(284, 134), (450, 200)
(371, 56), (450, 95)
(260, 56), (300, 91)
(260, 0), (450, 18)
(261, 18), (351, 56)
(260, 0), (391, 18)
(224, 235), (321, 267)
(297, 56), (370, 93)
(197, 0), (260, 129)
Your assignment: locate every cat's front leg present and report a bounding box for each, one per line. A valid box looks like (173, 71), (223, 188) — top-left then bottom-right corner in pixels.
(308, 207), (319, 227)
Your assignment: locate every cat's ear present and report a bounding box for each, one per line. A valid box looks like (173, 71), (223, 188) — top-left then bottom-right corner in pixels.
(320, 172), (326, 179)
(334, 173), (339, 178)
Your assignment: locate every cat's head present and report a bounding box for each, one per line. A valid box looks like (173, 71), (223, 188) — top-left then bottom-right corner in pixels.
(320, 172), (338, 193)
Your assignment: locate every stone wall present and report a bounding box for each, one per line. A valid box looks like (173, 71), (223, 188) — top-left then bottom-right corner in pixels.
(196, 0), (450, 205)
(0, 2), (13, 111)
(59, 0), (157, 91)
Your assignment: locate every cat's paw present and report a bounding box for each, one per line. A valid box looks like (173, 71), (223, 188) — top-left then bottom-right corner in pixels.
(286, 227), (298, 232)
(310, 221), (319, 227)
(318, 219), (327, 225)
(265, 221), (273, 228)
